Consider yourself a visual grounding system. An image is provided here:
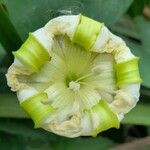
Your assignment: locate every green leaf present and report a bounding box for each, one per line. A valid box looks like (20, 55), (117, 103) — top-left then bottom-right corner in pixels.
(0, 68), (10, 92)
(0, 118), (115, 150)
(133, 16), (150, 88)
(55, 136), (115, 150)
(0, 118), (56, 139)
(111, 15), (140, 40)
(4, 0), (133, 41)
(128, 0), (145, 17)
(122, 103), (150, 125)
(0, 3), (22, 59)
(0, 93), (28, 118)
(135, 17), (150, 54)
(0, 132), (25, 150)
(82, 0), (133, 27)
(23, 136), (54, 150)
(0, 130), (55, 150)
(0, 43), (12, 68)
(148, 127), (150, 135)
(0, 43), (6, 64)
(124, 40), (150, 88)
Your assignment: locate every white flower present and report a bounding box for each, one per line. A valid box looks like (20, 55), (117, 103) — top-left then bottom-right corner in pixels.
(6, 15), (141, 137)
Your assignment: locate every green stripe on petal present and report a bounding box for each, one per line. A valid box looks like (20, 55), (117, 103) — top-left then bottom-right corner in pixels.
(87, 100), (119, 137)
(72, 15), (103, 51)
(13, 33), (50, 72)
(20, 93), (55, 128)
(116, 57), (142, 86)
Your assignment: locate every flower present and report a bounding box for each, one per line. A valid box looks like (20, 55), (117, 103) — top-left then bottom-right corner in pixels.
(6, 14), (142, 137)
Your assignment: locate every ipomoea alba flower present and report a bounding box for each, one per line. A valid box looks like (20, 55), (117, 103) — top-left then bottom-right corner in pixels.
(6, 14), (142, 137)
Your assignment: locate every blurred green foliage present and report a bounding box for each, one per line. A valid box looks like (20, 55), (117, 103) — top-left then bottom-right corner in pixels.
(0, 0), (150, 149)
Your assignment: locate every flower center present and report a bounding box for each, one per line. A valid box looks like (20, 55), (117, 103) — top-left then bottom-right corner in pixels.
(19, 36), (116, 110)
(69, 81), (80, 91)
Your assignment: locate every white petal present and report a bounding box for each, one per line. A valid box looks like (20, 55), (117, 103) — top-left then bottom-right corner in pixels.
(17, 86), (38, 102)
(32, 28), (53, 55)
(44, 15), (80, 38)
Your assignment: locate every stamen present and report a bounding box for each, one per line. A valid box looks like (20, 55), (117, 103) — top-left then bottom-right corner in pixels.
(69, 81), (80, 91)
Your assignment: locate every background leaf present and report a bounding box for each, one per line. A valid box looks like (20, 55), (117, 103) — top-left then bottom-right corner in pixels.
(134, 16), (150, 88)
(122, 103), (150, 125)
(0, 93), (27, 118)
(0, 3), (22, 59)
(54, 136), (115, 150)
(4, 0), (133, 40)
(0, 43), (6, 64)
(1, 0), (150, 149)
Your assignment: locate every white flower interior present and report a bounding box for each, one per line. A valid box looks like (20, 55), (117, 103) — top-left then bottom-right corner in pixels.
(14, 36), (117, 136)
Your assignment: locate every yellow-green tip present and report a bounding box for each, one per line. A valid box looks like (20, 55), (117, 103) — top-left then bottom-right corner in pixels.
(116, 57), (142, 86)
(89, 100), (120, 137)
(13, 33), (50, 72)
(20, 93), (55, 128)
(72, 15), (103, 51)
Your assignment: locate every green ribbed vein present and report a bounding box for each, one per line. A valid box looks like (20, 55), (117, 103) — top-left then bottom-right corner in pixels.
(13, 33), (50, 72)
(20, 93), (55, 128)
(72, 15), (103, 51)
(116, 57), (142, 86)
(88, 100), (119, 137)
